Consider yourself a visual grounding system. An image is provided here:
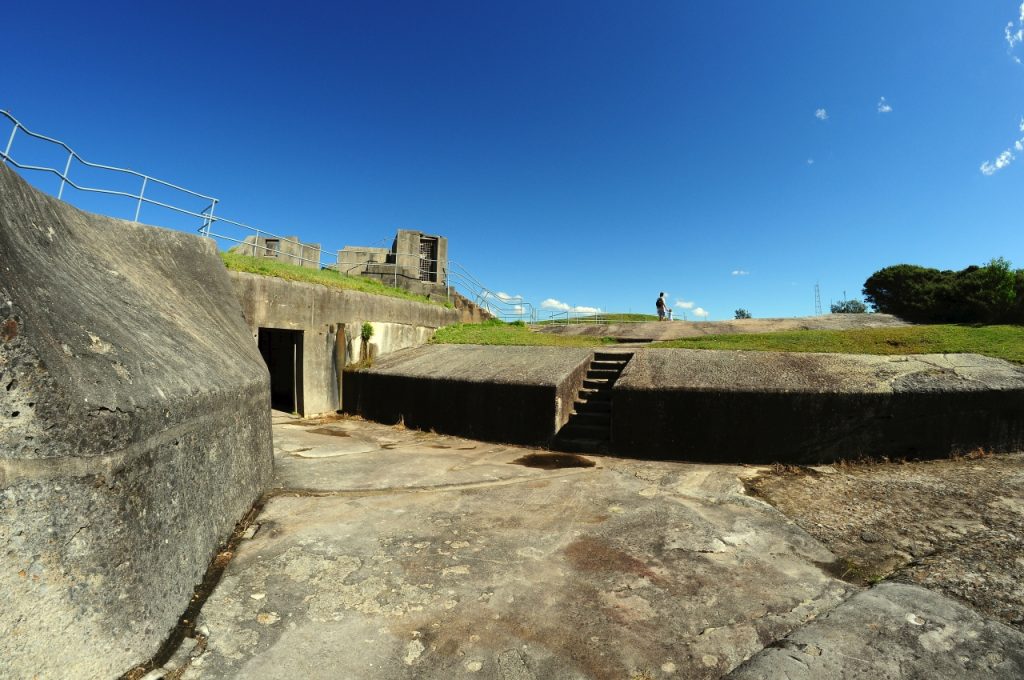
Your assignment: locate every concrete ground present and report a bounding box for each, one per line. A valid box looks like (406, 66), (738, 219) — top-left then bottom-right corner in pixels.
(157, 414), (1023, 680)
(535, 313), (908, 342)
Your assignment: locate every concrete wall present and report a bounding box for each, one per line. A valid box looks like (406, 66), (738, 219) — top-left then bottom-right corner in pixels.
(0, 165), (274, 678)
(611, 349), (1024, 463)
(229, 272), (462, 416)
(344, 344), (592, 445)
(336, 246), (389, 277)
(230, 234), (321, 269)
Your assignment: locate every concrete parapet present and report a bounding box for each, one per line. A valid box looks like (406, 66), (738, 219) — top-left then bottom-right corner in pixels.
(0, 165), (274, 678)
(344, 344), (591, 445)
(612, 349), (1024, 463)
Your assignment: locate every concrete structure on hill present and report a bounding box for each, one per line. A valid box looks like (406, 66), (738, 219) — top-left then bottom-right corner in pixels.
(230, 234), (322, 269)
(336, 229), (448, 298)
(0, 165), (274, 679)
(228, 272), (462, 418)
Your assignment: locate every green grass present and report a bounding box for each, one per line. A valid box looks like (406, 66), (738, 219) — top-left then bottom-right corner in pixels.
(220, 252), (449, 306)
(432, 319), (617, 347)
(649, 324), (1024, 364)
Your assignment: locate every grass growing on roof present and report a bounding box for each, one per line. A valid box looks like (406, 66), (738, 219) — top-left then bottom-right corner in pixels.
(220, 252), (449, 306)
(433, 319), (617, 347)
(649, 324), (1024, 364)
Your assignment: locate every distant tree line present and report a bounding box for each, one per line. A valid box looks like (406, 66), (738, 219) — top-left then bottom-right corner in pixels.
(831, 299), (867, 314)
(863, 258), (1024, 323)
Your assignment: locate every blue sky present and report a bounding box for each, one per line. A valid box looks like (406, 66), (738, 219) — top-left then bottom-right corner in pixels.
(3, 1), (1023, 319)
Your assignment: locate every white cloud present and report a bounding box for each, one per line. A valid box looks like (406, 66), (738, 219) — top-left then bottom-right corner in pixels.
(981, 7), (1024, 175)
(731, 269), (750, 276)
(692, 307), (710, 319)
(675, 300), (695, 309)
(540, 298), (601, 314)
(806, 158), (815, 165)
(815, 108), (828, 121)
(981, 150), (1015, 175)
(1006, 2), (1024, 52)
(877, 96), (892, 113)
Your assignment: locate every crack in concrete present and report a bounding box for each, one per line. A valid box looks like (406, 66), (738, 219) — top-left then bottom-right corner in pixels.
(267, 468), (592, 499)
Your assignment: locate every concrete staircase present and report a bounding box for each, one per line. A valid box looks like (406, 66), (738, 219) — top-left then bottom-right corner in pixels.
(552, 351), (633, 453)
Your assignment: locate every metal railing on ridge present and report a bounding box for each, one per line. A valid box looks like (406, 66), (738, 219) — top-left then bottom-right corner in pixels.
(0, 109), (541, 320)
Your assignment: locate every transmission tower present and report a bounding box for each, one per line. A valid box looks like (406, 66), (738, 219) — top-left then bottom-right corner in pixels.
(814, 282), (822, 315)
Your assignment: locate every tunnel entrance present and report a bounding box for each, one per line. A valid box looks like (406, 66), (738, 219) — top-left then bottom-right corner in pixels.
(258, 328), (304, 415)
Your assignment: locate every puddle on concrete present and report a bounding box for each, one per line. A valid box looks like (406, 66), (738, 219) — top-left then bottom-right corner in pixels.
(308, 427), (350, 437)
(511, 453), (596, 470)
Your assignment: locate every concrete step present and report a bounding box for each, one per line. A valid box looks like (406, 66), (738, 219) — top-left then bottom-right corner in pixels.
(583, 378), (612, 390)
(574, 399), (610, 413)
(587, 369), (620, 380)
(569, 412), (610, 427)
(590, 360), (626, 371)
(579, 389), (611, 401)
(558, 423), (609, 440)
(594, 351), (634, 361)
(550, 437), (609, 454)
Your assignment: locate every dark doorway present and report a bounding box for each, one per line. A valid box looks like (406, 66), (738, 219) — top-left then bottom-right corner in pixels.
(258, 328), (304, 415)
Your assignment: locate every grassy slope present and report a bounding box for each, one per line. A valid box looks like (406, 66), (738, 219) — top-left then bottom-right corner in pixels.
(432, 320), (616, 347)
(650, 324), (1024, 364)
(433, 320), (1024, 363)
(220, 252), (447, 306)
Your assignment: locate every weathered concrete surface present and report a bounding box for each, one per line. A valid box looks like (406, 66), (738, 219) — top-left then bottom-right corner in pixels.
(345, 344), (592, 445)
(0, 165), (274, 679)
(179, 415), (855, 679)
(537, 313), (908, 341)
(613, 349), (1024, 463)
(728, 582), (1024, 679)
(159, 416), (1023, 679)
(229, 271), (461, 415)
(746, 453), (1024, 629)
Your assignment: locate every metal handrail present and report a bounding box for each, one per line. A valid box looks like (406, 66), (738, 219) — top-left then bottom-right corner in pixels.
(0, 109), (540, 319)
(1, 110), (218, 227)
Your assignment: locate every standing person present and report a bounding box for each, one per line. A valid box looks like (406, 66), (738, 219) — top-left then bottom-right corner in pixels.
(656, 292), (670, 321)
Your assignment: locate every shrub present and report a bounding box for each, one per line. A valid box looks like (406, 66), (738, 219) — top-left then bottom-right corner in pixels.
(361, 322), (374, 342)
(831, 299), (867, 314)
(863, 258), (1023, 323)
(734, 308), (752, 319)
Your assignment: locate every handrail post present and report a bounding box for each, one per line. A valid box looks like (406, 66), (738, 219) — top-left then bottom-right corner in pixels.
(134, 176), (148, 222)
(2, 124), (16, 164)
(204, 199), (218, 238)
(253, 229), (260, 257)
(58, 150), (73, 199)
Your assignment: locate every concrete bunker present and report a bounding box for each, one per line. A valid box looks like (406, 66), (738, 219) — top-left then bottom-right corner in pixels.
(258, 327), (305, 414)
(344, 344), (592, 445)
(345, 344), (1024, 464)
(229, 271), (462, 417)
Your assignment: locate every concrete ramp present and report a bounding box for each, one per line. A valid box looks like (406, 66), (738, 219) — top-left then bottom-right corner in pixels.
(0, 165), (274, 678)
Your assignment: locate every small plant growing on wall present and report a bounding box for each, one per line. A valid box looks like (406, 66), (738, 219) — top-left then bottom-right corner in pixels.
(360, 322), (374, 363)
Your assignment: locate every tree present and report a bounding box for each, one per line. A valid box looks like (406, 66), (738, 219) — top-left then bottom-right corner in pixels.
(831, 299), (867, 314)
(863, 258), (1023, 323)
(734, 308), (752, 319)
